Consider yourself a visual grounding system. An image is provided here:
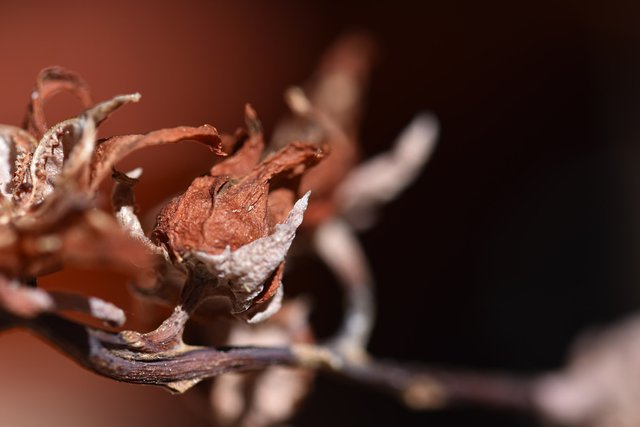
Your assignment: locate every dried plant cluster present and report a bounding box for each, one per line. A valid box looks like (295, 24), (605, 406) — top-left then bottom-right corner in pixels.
(4, 33), (639, 427)
(0, 33), (443, 426)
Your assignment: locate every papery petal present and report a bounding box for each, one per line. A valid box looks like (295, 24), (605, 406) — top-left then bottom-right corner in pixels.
(201, 142), (324, 251)
(0, 199), (153, 278)
(155, 141), (324, 257)
(19, 94), (141, 211)
(23, 66), (92, 140)
(209, 104), (263, 177)
(90, 124), (224, 192)
(194, 193), (309, 320)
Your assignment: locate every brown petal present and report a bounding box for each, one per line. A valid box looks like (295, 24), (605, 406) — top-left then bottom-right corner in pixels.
(0, 199), (153, 279)
(270, 32), (377, 150)
(155, 141), (324, 258)
(202, 141), (324, 253)
(283, 87), (355, 201)
(23, 66), (93, 140)
(112, 168), (165, 256)
(209, 104), (264, 177)
(18, 94), (141, 212)
(153, 175), (225, 257)
(90, 125), (224, 192)
(308, 31), (377, 131)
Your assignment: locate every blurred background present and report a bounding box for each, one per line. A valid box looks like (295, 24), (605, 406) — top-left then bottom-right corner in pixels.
(2, 1), (640, 426)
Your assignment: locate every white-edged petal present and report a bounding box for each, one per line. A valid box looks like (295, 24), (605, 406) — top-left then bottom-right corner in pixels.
(195, 192), (309, 317)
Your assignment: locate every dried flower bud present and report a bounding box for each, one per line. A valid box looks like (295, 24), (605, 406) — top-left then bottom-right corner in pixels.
(152, 106), (325, 321)
(194, 192), (309, 322)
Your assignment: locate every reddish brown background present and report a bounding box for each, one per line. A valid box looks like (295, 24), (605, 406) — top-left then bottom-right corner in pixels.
(2, 1), (640, 426)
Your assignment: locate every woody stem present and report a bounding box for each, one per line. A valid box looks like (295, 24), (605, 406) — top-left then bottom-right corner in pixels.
(119, 275), (209, 352)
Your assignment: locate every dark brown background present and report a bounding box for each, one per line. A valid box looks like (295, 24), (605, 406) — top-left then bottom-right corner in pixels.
(2, 1), (640, 426)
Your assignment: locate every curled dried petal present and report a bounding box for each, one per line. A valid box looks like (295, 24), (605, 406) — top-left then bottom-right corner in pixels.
(0, 200), (153, 278)
(112, 168), (166, 257)
(210, 104), (264, 177)
(19, 94), (141, 211)
(310, 31), (378, 130)
(90, 124), (224, 191)
(23, 66), (92, 139)
(204, 141), (325, 250)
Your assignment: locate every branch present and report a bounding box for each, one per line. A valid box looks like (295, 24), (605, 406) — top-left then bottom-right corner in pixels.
(0, 308), (538, 411)
(2, 310), (297, 393)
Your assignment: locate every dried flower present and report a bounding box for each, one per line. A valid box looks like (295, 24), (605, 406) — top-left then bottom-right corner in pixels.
(143, 105), (325, 323)
(0, 66), (225, 324)
(0, 34), (466, 427)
